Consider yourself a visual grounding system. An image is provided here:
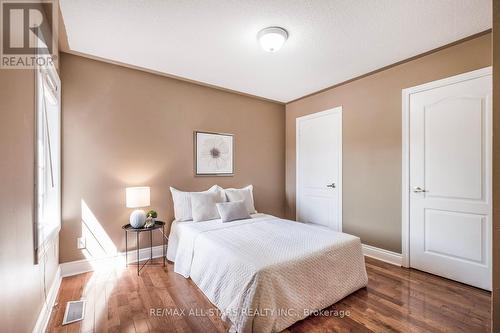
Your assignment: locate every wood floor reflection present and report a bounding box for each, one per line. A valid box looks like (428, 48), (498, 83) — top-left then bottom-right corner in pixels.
(46, 257), (491, 333)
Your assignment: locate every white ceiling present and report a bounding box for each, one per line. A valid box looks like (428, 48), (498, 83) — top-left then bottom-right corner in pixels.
(59, 0), (491, 103)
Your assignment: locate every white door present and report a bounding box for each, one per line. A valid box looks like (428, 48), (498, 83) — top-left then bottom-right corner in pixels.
(296, 107), (342, 231)
(407, 68), (492, 290)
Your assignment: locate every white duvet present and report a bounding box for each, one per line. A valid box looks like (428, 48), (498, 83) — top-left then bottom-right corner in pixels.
(167, 214), (368, 333)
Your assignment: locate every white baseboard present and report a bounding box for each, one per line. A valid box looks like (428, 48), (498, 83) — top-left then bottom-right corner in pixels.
(60, 245), (166, 277)
(32, 266), (62, 333)
(61, 244), (402, 276)
(362, 244), (402, 266)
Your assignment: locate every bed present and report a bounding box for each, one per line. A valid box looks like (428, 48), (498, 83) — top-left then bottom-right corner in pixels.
(167, 213), (368, 333)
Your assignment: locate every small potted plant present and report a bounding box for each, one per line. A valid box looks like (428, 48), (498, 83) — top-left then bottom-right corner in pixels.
(145, 210), (157, 228)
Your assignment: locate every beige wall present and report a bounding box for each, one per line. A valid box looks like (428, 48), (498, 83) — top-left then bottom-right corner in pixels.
(0, 70), (60, 332)
(60, 53), (285, 263)
(285, 33), (492, 253)
(492, 2), (499, 330)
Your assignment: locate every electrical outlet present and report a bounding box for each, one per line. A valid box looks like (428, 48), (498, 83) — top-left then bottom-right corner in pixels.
(77, 237), (86, 249)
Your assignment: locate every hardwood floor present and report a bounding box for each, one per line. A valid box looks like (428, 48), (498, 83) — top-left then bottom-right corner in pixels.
(46, 257), (491, 333)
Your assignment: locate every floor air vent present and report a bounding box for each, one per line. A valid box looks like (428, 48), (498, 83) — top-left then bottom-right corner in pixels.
(62, 300), (86, 325)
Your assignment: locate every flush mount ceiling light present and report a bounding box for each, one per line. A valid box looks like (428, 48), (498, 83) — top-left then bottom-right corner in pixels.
(257, 27), (288, 52)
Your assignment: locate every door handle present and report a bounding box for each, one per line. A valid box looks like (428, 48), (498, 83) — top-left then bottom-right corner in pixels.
(413, 186), (427, 193)
(327, 183), (336, 188)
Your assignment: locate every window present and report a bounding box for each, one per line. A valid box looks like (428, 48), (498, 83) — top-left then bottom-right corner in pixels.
(35, 63), (61, 251)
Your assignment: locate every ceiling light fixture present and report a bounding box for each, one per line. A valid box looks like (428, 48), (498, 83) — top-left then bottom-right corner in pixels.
(257, 27), (288, 52)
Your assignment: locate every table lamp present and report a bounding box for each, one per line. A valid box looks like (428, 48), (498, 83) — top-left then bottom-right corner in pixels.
(126, 186), (150, 228)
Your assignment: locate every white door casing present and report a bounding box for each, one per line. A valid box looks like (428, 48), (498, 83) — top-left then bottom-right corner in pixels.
(402, 67), (492, 290)
(296, 107), (342, 231)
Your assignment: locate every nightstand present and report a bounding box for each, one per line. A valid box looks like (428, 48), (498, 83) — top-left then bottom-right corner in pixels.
(122, 221), (166, 275)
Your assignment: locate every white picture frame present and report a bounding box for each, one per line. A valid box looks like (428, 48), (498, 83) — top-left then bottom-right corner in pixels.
(195, 131), (234, 176)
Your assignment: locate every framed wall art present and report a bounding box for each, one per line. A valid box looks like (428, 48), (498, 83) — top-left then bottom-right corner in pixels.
(194, 131), (234, 176)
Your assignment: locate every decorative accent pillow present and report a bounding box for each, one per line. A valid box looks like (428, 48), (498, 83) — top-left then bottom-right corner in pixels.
(170, 185), (223, 221)
(216, 201), (251, 223)
(224, 185), (256, 214)
(191, 191), (224, 222)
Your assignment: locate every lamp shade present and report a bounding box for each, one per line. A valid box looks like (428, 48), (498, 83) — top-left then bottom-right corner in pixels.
(126, 187), (150, 208)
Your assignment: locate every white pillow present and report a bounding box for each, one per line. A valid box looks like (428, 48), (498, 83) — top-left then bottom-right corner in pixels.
(216, 201), (251, 223)
(191, 191), (224, 222)
(170, 185), (223, 221)
(224, 185), (256, 214)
